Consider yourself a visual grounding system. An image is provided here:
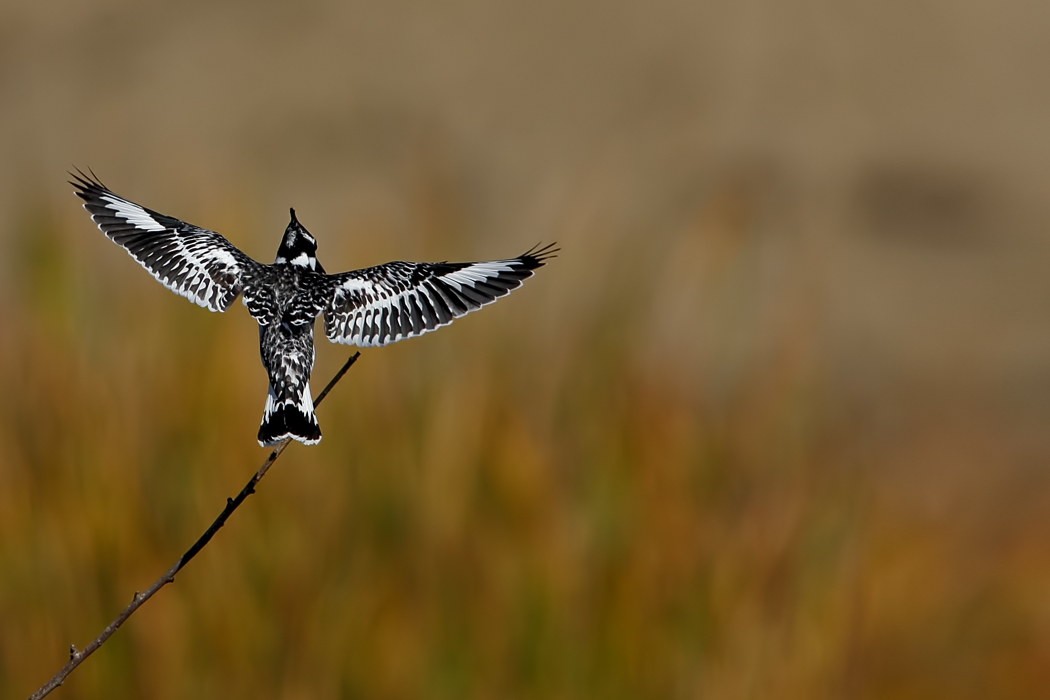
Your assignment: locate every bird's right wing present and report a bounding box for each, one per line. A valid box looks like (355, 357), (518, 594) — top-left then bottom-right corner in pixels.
(72, 171), (263, 312)
(323, 244), (557, 347)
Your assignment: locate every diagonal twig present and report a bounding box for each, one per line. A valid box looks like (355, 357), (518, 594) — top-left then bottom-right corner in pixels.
(27, 352), (361, 700)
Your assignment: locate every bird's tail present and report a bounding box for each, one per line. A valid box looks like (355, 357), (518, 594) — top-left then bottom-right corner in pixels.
(258, 383), (321, 446)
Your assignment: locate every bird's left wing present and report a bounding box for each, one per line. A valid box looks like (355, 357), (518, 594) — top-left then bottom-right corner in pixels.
(72, 171), (262, 312)
(323, 243), (557, 347)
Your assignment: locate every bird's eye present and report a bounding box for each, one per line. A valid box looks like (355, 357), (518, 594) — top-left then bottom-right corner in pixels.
(333, 295), (347, 310)
(224, 273), (237, 285)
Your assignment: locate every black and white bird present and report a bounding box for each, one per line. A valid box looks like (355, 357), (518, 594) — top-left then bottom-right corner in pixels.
(72, 172), (555, 447)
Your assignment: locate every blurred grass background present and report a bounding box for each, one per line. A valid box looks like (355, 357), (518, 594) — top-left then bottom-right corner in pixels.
(1, 1), (1050, 698)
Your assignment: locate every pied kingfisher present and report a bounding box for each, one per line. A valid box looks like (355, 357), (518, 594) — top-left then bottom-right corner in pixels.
(72, 172), (555, 446)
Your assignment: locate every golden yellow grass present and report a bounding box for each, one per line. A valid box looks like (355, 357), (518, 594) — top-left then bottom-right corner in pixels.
(1, 169), (1046, 700)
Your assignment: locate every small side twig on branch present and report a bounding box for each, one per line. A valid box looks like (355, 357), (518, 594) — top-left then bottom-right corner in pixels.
(27, 352), (361, 700)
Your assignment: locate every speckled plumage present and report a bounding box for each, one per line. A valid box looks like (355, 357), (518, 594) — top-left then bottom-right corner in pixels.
(72, 171), (555, 446)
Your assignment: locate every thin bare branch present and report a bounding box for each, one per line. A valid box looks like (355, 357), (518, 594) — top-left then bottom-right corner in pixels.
(27, 352), (361, 700)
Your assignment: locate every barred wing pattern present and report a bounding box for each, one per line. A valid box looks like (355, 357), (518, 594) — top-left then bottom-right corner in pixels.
(72, 172), (261, 312)
(324, 244), (557, 348)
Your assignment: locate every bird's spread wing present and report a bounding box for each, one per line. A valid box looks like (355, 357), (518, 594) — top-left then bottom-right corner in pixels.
(71, 171), (262, 312)
(323, 243), (557, 347)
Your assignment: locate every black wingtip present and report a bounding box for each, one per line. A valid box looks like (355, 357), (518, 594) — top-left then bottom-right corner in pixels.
(521, 242), (560, 265)
(69, 167), (105, 194)
(289, 207), (298, 224)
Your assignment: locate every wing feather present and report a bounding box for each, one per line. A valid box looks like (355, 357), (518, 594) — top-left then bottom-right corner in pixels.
(71, 171), (261, 312)
(323, 244), (557, 347)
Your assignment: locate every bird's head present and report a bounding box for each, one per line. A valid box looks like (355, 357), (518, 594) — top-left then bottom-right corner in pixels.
(274, 208), (323, 271)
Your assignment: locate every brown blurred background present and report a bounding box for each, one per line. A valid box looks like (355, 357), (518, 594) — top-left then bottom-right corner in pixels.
(1, 1), (1049, 698)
